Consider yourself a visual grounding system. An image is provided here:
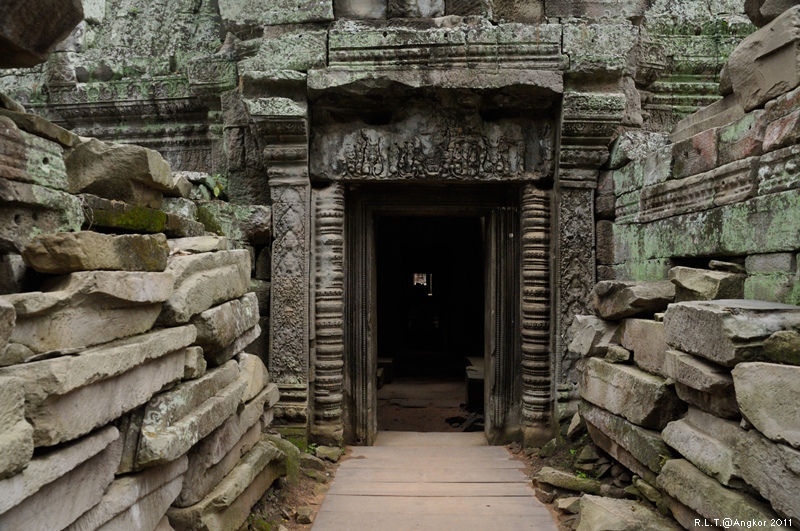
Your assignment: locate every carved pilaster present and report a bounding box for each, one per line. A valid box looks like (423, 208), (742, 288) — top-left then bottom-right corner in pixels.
(521, 184), (551, 429)
(554, 91), (625, 420)
(250, 98), (311, 434)
(311, 183), (345, 445)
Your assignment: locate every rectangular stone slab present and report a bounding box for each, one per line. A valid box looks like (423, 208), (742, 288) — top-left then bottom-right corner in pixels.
(735, 427), (800, 520)
(661, 408), (743, 486)
(159, 249), (251, 325)
(0, 115), (68, 191)
(620, 318), (669, 377)
(136, 361), (247, 468)
(733, 362), (800, 448)
(192, 292), (259, 355)
(579, 400), (672, 474)
(0, 326), (195, 446)
(664, 299), (800, 367)
(657, 459), (784, 527)
(167, 439), (287, 531)
(674, 382), (739, 420)
(579, 357), (685, 429)
(66, 455), (187, 531)
(0, 425), (118, 515)
(0, 429), (122, 530)
(0, 376), (32, 479)
(663, 349), (734, 394)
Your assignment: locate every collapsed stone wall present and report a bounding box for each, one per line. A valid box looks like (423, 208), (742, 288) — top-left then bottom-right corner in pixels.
(553, 7), (800, 530)
(0, 106), (285, 530)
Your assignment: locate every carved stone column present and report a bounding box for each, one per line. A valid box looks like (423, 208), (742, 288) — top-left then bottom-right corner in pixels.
(521, 184), (551, 444)
(554, 91), (625, 420)
(249, 98), (311, 436)
(311, 183), (345, 445)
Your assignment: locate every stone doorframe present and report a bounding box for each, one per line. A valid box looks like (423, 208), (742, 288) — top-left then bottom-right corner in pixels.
(249, 88), (626, 445)
(339, 184), (550, 445)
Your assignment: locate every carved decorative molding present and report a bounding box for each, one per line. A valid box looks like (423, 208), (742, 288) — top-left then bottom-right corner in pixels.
(327, 21), (566, 70)
(521, 184), (551, 423)
(312, 183), (345, 443)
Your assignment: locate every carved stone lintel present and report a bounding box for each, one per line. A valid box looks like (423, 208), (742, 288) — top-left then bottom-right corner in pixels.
(311, 183), (345, 444)
(521, 184), (552, 424)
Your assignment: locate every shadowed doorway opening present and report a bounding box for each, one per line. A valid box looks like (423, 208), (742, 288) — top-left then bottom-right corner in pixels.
(375, 216), (485, 432)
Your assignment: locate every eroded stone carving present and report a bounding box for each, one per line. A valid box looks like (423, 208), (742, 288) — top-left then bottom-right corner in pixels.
(312, 105), (554, 182)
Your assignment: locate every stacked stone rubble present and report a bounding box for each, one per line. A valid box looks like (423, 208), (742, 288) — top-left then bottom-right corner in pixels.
(570, 275), (800, 529)
(0, 107), (285, 530)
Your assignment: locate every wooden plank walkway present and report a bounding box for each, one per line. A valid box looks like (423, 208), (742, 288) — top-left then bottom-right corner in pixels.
(312, 432), (559, 531)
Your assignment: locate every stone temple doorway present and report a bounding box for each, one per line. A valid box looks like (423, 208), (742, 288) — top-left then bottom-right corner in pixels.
(374, 215), (485, 433)
(343, 184), (527, 445)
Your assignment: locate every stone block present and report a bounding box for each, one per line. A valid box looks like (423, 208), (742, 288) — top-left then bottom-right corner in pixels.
(0, 428), (122, 530)
(237, 353), (269, 403)
(65, 137), (181, 206)
(0, 298), (14, 354)
(663, 349), (734, 395)
(66, 455), (187, 531)
(662, 408), (743, 486)
(657, 459), (784, 526)
(591, 280), (675, 320)
(639, 158), (760, 223)
(2, 270), (173, 354)
(167, 439), (287, 531)
(334, 0), (387, 18)
(669, 267), (745, 302)
(0, 376), (32, 479)
(0, 178), (83, 253)
(22, 232), (169, 274)
(727, 6), (800, 111)
(161, 197), (198, 220)
(168, 236), (230, 254)
(0, 326), (194, 446)
(535, 466), (602, 495)
(763, 107), (800, 151)
(0, 252), (26, 296)
(567, 315), (620, 357)
(596, 220), (615, 266)
(136, 361), (247, 468)
(388, 0), (444, 17)
(670, 94), (746, 145)
(195, 201), (271, 245)
(175, 421), (262, 508)
(239, 28), (327, 72)
(159, 249), (251, 325)
(219, 0), (333, 27)
(663, 300), (800, 367)
(579, 357), (686, 430)
(0, 0), (83, 68)
(78, 194), (204, 238)
(604, 345), (631, 363)
(184, 346), (207, 380)
(718, 110), (766, 165)
(205, 324), (261, 367)
(672, 128), (718, 180)
(0, 116), (68, 190)
(736, 427), (800, 520)
(584, 421), (657, 485)
(757, 145), (800, 196)
(746, 252), (797, 273)
(608, 131), (670, 170)
(642, 144), (674, 188)
(733, 362), (800, 448)
(192, 293), (259, 357)
(576, 495), (682, 531)
(675, 382), (740, 419)
(620, 318), (669, 376)
(611, 159), (644, 197)
(580, 401), (672, 474)
(762, 329), (800, 364)
(0, 108), (78, 148)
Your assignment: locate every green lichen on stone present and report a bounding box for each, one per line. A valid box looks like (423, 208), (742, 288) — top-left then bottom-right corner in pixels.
(88, 205), (167, 233)
(744, 274), (800, 305)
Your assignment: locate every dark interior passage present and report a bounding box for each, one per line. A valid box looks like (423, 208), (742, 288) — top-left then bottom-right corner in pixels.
(375, 216), (485, 432)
